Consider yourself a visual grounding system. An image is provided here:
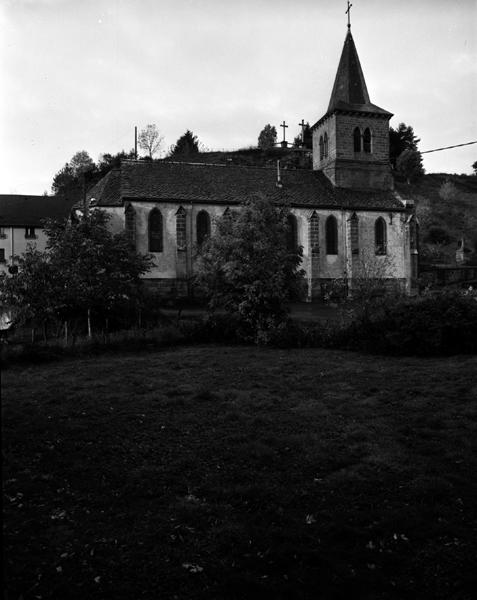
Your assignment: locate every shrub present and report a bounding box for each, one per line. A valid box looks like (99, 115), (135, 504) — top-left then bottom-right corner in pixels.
(347, 291), (477, 355)
(0, 325), (186, 367)
(425, 226), (452, 245)
(179, 314), (243, 345)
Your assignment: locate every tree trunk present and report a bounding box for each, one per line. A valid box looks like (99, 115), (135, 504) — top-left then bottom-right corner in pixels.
(43, 320), (47, 343)
(87, 308), (92, 338)
(64, 321), (68, 345)
(31, 328), (35, 344)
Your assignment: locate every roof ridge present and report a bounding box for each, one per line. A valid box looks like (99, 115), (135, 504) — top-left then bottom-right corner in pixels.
(121, 160), (295, 171)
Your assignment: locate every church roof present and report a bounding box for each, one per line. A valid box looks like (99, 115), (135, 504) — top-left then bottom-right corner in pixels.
(0, 194), (76, 227)
(86, 161), (405, 212)
(314, 30), (392, 127)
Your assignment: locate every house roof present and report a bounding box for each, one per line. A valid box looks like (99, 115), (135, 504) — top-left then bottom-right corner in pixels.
(0, 195), (76, 227)
(86, 160), (406, 212)
(313, 31), (392, 128)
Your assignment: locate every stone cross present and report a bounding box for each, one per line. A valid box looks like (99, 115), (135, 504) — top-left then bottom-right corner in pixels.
(346, 1), (352, 29)
(280, 120), (288, 143)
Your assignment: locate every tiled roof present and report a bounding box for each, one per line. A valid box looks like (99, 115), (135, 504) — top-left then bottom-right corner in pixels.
(88, 169), (121, 207)
(313, 31), (392, 128)
(0, 195), (76, 227)
(86, 161), (406, 212)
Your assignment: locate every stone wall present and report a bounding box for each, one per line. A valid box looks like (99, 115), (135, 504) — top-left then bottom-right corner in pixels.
(103, 202), (414, 301)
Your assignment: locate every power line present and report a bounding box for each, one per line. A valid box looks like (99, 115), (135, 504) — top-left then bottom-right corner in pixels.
(421, 140), (477, 154)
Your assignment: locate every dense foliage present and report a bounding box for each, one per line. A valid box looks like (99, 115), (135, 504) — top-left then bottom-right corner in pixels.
(195, 194), (305, 342)
(346, 290), (477, 355)
(0, 211), (152, 339)
(257, 124), (277, 150)
(51, 150), (96, 197)
(51, 149), (136, 199)
(168, 130), (200, 159)
(293, 122), (312, 149)
(389, 122), (421, 167)
(396, 148), (425, 184)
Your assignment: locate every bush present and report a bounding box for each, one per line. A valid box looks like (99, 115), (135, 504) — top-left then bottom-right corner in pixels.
(346, 291), (477, 355)
(425, 226), (452, 245)
(0, 325), (186, 367)
(179, 314), (243, 345)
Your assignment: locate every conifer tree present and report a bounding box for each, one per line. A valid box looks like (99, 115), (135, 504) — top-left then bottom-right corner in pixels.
(169, 130), (200, 158)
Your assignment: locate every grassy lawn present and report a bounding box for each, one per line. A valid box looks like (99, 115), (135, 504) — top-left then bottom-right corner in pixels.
(3, 346), (477, 599)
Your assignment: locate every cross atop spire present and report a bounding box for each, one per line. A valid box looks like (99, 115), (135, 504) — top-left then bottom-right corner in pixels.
(323, 27), (392, 117)
(346, 1), (352, 29)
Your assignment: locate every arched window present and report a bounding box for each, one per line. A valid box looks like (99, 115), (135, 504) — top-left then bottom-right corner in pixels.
(363, 128), (372, 153)
(286, 214), (298, 252)
(319, 136), (324, 160)
(353, 127), (361, 152)
(323, 132), (328, 158)
(375, 217), (387, 255)
(326, 215), (338, 255)
(124, 203), (136, 246)
(176, 206), (187, 250)
(148, 208), (163, 252)
(196, 210), (210, 245)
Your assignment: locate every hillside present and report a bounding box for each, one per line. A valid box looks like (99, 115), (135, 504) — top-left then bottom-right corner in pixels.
(395, 174), (477, 265)
(163, 146), (313, 170)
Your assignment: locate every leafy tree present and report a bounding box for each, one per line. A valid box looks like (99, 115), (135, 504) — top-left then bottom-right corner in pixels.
(472, 160), (477, 176)
(97, 150), (136, 176)
(168, 130), (200, 159)
(293, 123), (312, 149)
(396, 148), (425, 184)
(43, 210), (153, 337)
(258, 124), (277, 150)
(51, 162), (77, 196)
(389, 123), (421, 168)
(0, 247), (57, 341)
(51, 150), (96, 198)
(1, 211), (153, 341)
(138, 124), (164, 159)
(70, 150), (96, 177)
(195, 194), (305, 342)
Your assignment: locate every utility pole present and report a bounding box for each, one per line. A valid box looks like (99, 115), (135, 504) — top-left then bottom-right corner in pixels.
(134, 126), (138, 160)
(82, 171), (87, 217)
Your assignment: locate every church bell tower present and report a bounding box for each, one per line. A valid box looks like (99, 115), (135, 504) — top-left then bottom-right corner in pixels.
(312, 17), (394, 191)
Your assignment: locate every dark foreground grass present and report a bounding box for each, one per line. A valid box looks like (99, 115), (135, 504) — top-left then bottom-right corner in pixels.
(2, 347), (477, 600)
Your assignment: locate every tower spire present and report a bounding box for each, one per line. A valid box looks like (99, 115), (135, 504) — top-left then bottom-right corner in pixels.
(346, 1), (352, 29)
(327, 28), (370, 112)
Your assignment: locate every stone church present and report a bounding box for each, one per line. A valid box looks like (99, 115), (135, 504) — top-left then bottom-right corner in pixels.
(87, 26), (418, 301)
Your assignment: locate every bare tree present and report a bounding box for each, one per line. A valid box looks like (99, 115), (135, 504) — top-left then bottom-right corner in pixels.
(138, 124), (164, 158)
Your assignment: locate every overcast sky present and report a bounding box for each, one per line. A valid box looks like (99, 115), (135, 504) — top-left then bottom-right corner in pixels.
(1, 0), (476, 195)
